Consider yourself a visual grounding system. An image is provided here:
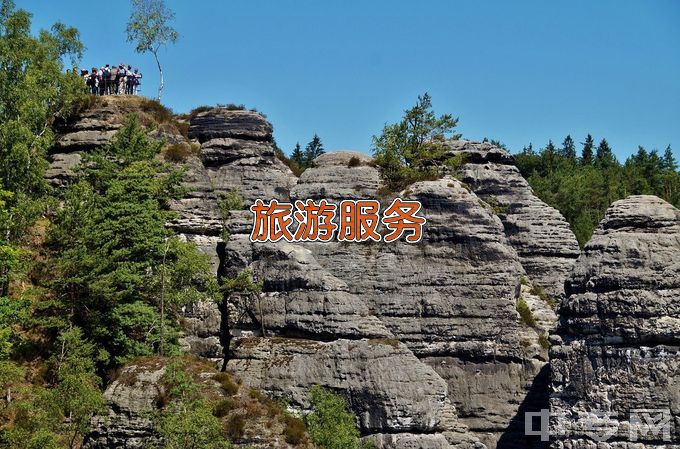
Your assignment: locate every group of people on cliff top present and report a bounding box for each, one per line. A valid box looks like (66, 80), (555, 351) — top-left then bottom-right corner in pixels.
(76, 63), (143, 96)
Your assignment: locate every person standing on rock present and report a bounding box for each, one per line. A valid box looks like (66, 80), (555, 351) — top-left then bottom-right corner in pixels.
(117, 63), (127, 95)
(109, 65), (118, 95)
(101, 64), (110, 95)
(88, 68), (99, 95)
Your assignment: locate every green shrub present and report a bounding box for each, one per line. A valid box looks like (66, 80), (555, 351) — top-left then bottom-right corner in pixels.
(213, 372), (239, 396)
(283, 415), (306, 445)
(175, 121), (189, 139)
(516, 296), (537, 328)
(372, 93), (461, 192)
(213, 398), (235, 417)
(347, 156), (361, 167)
(138, 97), (174, 124)
(530, 284), (556, 307)
(305, 385), (363, 449)
(164, 142), (195, 163)
(225, 413), (246, 439)
(538, 334), (550, 350)
(188, 105), (213, 118)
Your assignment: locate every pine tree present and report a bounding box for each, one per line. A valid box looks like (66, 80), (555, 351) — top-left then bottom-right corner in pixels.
(544, 139), (557, 173)
(372, 93), (461, 191)
(560, 135), (576, 161)
(595, 138), (615, 167)
(663, 145), (677, 172)
(581, 134), (594, 165)
(291, 142), (305, 167)
(304, 134), (325, 166)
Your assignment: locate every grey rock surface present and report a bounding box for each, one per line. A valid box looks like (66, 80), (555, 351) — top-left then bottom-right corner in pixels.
(444, 140), (581, 299)
(83, 362), (165, 449)
(188, 108), (273, 143)
(291, 151), (382, 200)
(66, 102), (677, 449)
(46, 96), (185, 187)
(550, 195), (680, 448)
(229, 337), (481, 449)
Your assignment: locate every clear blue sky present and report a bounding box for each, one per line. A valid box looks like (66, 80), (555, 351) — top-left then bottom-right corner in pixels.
(21, 0), (680, 160)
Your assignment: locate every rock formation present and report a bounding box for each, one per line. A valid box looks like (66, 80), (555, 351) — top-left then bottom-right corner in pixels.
(53, 101), (676, 449)
(550, 195), (680, 448)
(444, 141), (581, 300)
(163, 109), (570, 448)
(46, 96), (185, 187)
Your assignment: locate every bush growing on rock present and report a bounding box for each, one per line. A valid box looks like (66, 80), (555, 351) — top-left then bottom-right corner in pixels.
(305, 385), (372, 449)
(347, 156), (361, 167)
(372, 93), (461, 191)
(516, 296), (537, 328)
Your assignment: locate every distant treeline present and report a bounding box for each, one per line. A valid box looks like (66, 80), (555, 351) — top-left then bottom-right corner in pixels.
(512, 135), (679, 246)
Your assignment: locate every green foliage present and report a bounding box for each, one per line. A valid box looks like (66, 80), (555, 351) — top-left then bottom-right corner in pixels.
(217, 189), (244, 242)
(155, 360), (231, 449)
(212, 372), (239, 396)
(305, 385), (366, 449)
(372, 93), (461, 191)
(212, 398), (235, 417)
(45, 328), (106, 447)
(109, 302), (177, 364)
(304, 134), (325, 166)
(538, 334), (550, 350)
(220, 268), (262, 296)
(158, 401), (231, 449)
(224, 413), (245, 440)
(126, 0), (179, 100)
(164, 142), (196, 163)
(288, 135), (325, 174)
(347, 156), (361, 168)
(0, 0), (84, 195)
(530, 284), (555, 307)
(515, 136), (680, 246)
(268, 138), (302, 177)
(516, 297), (536, 328)
(44, 116), (217, 368)
(3, 328), (105, 449)
(283, 414), (306, 445)
(0, 0), (86, 296)
(291, 142), (305, 169)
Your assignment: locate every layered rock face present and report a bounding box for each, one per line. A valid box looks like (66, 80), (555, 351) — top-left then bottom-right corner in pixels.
(550, 195), (680, 448)
(56, 102), (600, 449)
(444, 141), (580, 300)
(162, 114), (578, 448)
(84, 361), (165, 449)
(46, 96), (185, 187)
(284, 157), (552, 448)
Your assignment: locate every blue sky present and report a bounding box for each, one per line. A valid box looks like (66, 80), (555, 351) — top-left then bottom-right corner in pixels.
(21, 0), (680, 160)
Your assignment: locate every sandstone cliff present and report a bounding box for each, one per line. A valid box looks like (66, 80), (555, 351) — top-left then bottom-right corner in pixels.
(160, 108), (582, 448)
(48, 101), (677, 449)
(550, 195), (680, 448)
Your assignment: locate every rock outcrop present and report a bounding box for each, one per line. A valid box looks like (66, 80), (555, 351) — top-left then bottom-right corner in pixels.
(444, 141), (581, 300)
(550, 195), (680, 448)
(84, 361), (165, 449)
(159, 111), (569, 448)
(60, 101), (674, 449)
(46, 96), (185, 187)
(84, 358), (319, 449)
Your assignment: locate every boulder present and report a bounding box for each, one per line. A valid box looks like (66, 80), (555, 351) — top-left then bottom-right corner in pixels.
(188, 109), (273, 143)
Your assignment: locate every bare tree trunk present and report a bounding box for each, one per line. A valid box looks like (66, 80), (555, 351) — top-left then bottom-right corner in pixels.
(153, 49), (163, 101)
(160, 238), (169, 356)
